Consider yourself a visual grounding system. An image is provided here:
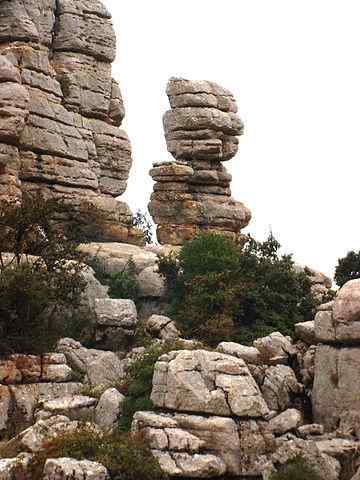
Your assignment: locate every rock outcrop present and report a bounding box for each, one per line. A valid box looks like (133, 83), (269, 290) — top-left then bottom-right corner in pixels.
(148, 78), (251, 245)
(0, 0), (138, 243)
(313, 280), (360, 431)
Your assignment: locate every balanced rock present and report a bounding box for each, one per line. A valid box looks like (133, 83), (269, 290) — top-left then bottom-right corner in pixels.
(0, 0), (138, 243)
(148, 78), (251, 245)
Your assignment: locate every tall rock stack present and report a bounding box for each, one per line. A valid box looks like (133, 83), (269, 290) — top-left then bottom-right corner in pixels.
(148, 78), (252, 245)
(0, 0), (138, 242)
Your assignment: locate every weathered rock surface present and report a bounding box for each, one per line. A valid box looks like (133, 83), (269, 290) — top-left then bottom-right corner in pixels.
(151, 349), (269, 417)
(43, 458), (110, 480)
(149, 78), (251, 245)
(94, 298), (138, 343)
(315, 280), (360, 343)
(313, 280), (360, 431)
(313, 345), (360, 431)
(95, 388), (125, 432)
(0, 0), (138, 242)
(80, 242), (170, 298)
(146, 315), (181, 340)
(56, 338), (126, 388)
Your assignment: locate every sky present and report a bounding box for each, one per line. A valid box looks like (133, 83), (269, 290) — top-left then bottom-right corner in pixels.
(103, 0), (360, 279)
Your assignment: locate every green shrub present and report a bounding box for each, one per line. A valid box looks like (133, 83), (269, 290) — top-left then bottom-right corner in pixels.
(0, 193), (89, 354)
(335, 250), (360, 287)
(270, 457), (321, 480)
(118, 341), (187, 431)
(29, 425), (166, 480)
(89, 257), (140, 303)
(108, 259), (140, 301)
(132, 210), (153, 245)
(158, 233), (317, 346)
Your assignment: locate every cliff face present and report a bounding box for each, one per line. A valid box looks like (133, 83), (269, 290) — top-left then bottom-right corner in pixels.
(0, 0), (137, 242)
(148, 78), (252, 245)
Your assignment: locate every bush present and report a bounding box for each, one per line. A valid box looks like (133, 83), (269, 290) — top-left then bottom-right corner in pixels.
(335, 250), (360, 287)
(29, 425), (166, 480)
(270, 457), (321, 480)
(0, 193), (90, 354)
(158, 233), (316, 346)
(132, 210), (153, 245)
(89, 257), (140, 303)
(118, 341), (187, 431)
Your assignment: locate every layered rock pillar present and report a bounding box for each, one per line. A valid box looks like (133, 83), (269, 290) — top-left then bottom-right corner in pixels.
(0, 0), (137, 242)
(148, 78), (251, 245)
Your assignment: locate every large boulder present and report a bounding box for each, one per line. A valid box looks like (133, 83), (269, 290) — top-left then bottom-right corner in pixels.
(312, 345), (360, 431)
(56, 338), (126, 388)
(151, 349), (269, 418)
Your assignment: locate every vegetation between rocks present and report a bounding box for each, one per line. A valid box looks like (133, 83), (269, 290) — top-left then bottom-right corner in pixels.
(29, 424), (167, 480)
(158, 233), (317, 346)
(270, 457), (322, 480)
(0, 193), (92, 355)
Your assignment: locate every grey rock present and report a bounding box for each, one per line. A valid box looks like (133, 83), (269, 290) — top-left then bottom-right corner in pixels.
(43, 457), (110, 480)
(95, 388), (125, 432)
(268, 409), (303, 435)
(151, 349), (269, 418)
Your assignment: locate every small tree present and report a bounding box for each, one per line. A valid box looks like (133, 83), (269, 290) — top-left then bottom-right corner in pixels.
(335, 250), (360, 287)
(0, 193), (90, 354)
(158, 233), (316, 346)
(132, 210), (154, 245)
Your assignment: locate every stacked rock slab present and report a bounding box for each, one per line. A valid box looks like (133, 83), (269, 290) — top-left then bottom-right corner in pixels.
(148, 78), (252, 245)
(312, 279), (360, 431)
(0, 0), (137, 242)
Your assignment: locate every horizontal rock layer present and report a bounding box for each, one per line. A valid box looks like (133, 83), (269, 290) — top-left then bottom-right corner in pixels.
(149, 78), (251, 245)
(0, 0), (137, 243)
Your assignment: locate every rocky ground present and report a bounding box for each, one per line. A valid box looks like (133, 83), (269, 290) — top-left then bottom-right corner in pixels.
(0, 243), (359, 480)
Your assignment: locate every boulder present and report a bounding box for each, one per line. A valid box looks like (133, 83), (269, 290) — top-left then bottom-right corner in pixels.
(254, 332), (296, 365)
(268, 409), (303, 435)
(56, 338), (126, 388)
(217, 342), (262, 364)
(146, 315), (181, 341)
(95, 388), (125, 432)
(312, 345), (360, 431)
(260, 365), (303, 412)
(43, 458), (110, 480)
(295, 321), (316, 345)
(151, 349), (269, 418)
(38, 395), (97, 422)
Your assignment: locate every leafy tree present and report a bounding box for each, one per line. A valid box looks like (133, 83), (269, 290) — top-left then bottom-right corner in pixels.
(335, 250), (360, 287)
(158, 233), (316, 346)
(0, 193), (90, 354)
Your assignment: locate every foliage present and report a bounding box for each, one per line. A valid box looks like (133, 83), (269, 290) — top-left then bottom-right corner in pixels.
(29, 425), (167, 480)
(158, 233), (317, 346)
(0, 193), (89, 354)
(118, 341), (187, 431)
(270, 457), (321, 480)
(63, 201), (110, 243)
(132, 210), (154, 245)
(108, 259), (140, 301)
(89, 257), (140, 302)
(335, 250), (360, 287)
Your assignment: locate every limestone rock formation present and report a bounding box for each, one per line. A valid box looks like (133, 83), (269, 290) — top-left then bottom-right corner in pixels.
(0, 0), (137, 243)
(151, 349), (269, 418)
(313, 280), (360, 430)
(148, 78), (252, 245)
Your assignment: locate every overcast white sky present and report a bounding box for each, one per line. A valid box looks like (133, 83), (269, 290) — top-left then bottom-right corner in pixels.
(103, 0), (360, 279)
